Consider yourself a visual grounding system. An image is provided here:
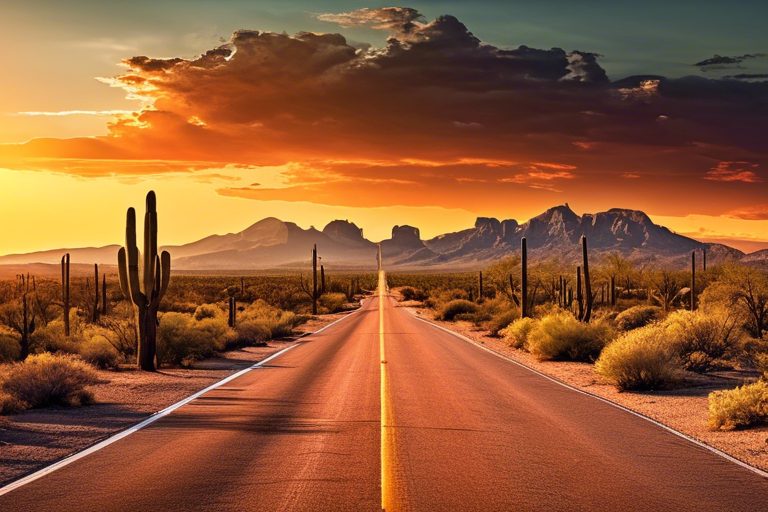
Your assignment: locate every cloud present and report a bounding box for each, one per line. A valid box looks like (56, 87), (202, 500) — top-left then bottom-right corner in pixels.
(725, 204), (768, 220)
(704, 161), (763, 183)
(2, 8), (768, 218)
(695, 53), (767, 69)
(316, 7), (424, 32)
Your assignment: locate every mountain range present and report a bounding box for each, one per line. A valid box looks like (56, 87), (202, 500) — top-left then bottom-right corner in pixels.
(0, 204), (763, 272)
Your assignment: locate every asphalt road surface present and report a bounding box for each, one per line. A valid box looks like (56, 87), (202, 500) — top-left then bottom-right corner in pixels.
(2, 271), (767, 511)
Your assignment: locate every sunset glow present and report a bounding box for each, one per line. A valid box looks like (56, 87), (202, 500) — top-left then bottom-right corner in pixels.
(1, 2), (767, 254)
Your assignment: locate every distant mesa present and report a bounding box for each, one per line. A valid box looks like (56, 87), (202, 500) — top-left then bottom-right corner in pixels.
(0, 206), (760, 271)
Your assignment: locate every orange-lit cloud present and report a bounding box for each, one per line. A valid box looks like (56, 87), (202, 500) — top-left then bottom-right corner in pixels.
(0, 7), (767, 226)
(726, 204), (768, 220)
(704, 161), (763, 183)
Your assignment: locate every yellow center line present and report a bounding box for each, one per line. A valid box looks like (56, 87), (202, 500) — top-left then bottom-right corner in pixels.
(379, 269), (395, 511)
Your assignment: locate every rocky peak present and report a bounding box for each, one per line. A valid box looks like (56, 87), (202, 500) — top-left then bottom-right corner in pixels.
(391, 225), (422, 245)
(323, 219), (366, 245)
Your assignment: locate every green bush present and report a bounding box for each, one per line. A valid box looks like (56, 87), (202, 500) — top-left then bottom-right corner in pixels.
(663, 310), (740, 372)
(425, 288), (469, 309)
(615, 305), (663, 331)
(157, 313), (233, 366)
(78, 335), (120, 369)
(400, 287), (427, 301)
(708, 380), (768, 431)
(438, 300), (479, 321)
(0, 333), (21, 362)
(527, 311), (614, 361)
(0, 353), (99, 414)
(319, 293), (346, 314)
(193, 303), (223, 321)
(486, 309), (518, 336)
(240, 300), (302, 339)
(235, 321), (271, 345)
(30, 320), (77, 354)
(595, 324), (680, 390)
(501, 317), (538, 349)
(756, 353), (768, 380)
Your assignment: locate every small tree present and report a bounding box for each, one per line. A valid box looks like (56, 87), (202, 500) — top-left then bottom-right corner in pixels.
(702, 264), (768, 338)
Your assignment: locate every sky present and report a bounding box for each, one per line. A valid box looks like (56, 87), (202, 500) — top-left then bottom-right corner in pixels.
(1, 1), (767, 253)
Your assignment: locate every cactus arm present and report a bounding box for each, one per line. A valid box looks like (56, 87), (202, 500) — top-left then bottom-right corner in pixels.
(118, 248), (131, 299)
(143, 192), (157, 297)
(125, 208), (147, 307)
(159, 250), (171, 301)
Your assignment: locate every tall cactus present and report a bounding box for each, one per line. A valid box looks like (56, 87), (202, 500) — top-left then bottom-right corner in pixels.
(581, 235), (593, 322)
(521, 237), (529, 318)
(690, 250), (696, 311)
(117, 191), (171, 371)
(576, 266), (583, 319)
(478, 271), (484, 302)
(228, 295), (237, 328)
(61, 253), (70, 336)
(311, 244), (318, 315)
(101, 273), (108, 315)
(320, 264), (326, 295)
(92, 263), (100, 323)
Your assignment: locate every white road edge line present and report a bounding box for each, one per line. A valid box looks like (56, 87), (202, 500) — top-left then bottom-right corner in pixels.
(409, 310), (768, 480)
(0, 308), (361, 497)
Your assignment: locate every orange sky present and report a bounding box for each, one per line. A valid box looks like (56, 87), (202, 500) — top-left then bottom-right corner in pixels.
(1, 7), (767, 254)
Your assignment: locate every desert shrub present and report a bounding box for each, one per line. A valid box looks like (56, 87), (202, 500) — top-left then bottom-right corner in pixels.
(486, 309), (518, 336)
(0, 333), (21, 362)
(0, 353), (99, 413)
(527, 312), (614, 361)
(235, 321), (271, 345)
(240, 300), (302, 339)
(157, 313), (233, 366)
(708, 380), (768, 431)
(319, 293), (346, 314)
(400, 286), (427, 302)
(425, 288), (469, 309)
(197, 317), (237, 348)
(755, 353), (768, 379)
(501, 317), (538, 349)
(78, 335), (120, 369)
(30, 320), (77, 354)
(663, 310), (741, 372)
(438, 300), (479, 321)
(193, 303), (223, 321)
(615, 305), (663, 331)
(595, 324), (680, 390)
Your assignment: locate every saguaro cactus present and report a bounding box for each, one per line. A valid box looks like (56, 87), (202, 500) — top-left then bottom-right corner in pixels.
(581, 235), (593, 322)
(702, 248), (707, 272)
(610, 275), (616, 306)
(576, 266), (583, 319)
(321, 264), (326, 295)
(228, 296), (237, 328)
(312, 244), (318, 315)
(521, 237), (529, 318)
(101, 274), (108, 315)
(478, 271), (484, 301)
(118, 191), (171, 371)
(92, 263), (100, 322)
(61, 253), (70, 336)
(690, 250), (696, 311)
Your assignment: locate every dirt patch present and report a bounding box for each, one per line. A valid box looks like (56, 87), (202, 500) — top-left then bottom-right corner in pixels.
(0, 310), (352, 486)
(406, 305), (768, 473)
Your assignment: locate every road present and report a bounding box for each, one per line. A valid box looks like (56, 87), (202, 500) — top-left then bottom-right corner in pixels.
(1, 271), (767, 511)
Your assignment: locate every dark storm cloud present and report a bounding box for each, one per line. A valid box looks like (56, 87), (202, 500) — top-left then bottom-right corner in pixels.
(695, 53), (767, 70)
